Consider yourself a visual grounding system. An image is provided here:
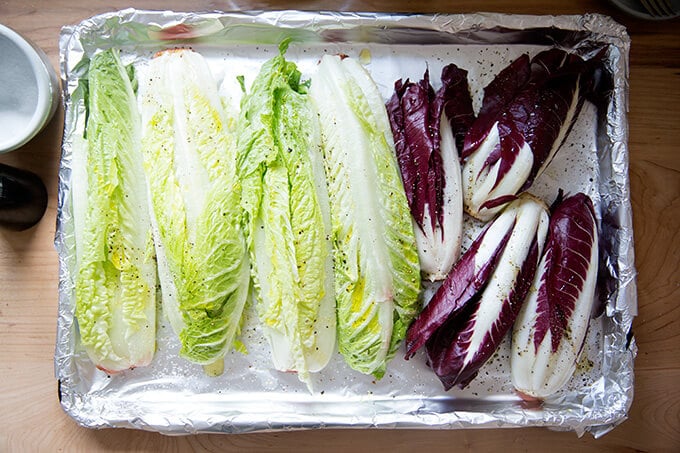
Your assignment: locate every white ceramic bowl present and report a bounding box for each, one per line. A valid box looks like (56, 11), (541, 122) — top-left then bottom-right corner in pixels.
(0, 24), (60, 153)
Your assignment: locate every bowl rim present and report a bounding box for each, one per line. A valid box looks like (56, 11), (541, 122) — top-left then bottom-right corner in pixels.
(0, 23), (59, 153)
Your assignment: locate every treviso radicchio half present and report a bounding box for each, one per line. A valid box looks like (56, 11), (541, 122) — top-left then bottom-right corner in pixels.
(405, 194), (549, 390)
(387, 64), (475, 281)
(461, 49), (596, 221)
(511, 192), (599, 399)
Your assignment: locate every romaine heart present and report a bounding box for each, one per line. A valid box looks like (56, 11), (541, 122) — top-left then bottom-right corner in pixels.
(139, 49), (250, 375)
(236, 43), (335, 390)
(511, 192), (599, 398)
(72, 49), (156, 373)
(310, 54), (421, 379)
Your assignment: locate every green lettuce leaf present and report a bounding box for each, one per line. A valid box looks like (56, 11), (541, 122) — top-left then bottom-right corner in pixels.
(236, 44), (335, 388)
(309, 55), (421, 378)
(72, 48), (156, 373)
(139, 49), (250, 370)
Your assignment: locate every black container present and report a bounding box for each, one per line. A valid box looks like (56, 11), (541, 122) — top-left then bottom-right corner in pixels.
(0, 163), (48, 231)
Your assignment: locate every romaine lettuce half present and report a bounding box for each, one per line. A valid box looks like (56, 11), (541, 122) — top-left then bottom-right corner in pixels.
(72, 49), (156, 373)
(309, 55), (421, 378)
(236, 44), (335, 388)
(139, 49), (250, 374)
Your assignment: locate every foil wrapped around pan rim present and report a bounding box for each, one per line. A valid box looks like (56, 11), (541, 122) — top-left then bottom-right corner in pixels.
(55, 9), (635, 437)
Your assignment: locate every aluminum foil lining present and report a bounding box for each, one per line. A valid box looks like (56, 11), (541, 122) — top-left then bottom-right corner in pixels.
(55, 9), (636, 437)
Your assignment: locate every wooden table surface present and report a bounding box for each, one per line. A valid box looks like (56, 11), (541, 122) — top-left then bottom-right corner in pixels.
(1, 0), (678, 451)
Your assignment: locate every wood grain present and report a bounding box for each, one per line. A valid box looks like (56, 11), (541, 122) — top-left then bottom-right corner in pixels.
(1, 0), (679, 451)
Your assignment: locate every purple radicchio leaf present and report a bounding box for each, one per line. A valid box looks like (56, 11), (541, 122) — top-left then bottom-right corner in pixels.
(387, 64), (475, 233)
(533, 192), (598, 353)
(423, 195), (549, 390)
(511, 192), (599, 398)
(440, 64), (476, 156)
(462, 54), (531, 160)
(387, 64), (474, 281)
(387, 71), (437, 232)
(461, 49), (592, 221)
(404, 217), (514, 359)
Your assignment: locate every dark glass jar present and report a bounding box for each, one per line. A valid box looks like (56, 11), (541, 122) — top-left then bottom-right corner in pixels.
(0, 163), (48, 231)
